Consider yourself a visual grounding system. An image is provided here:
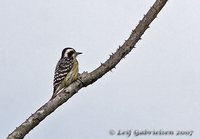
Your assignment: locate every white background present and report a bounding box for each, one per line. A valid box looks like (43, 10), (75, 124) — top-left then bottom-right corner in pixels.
(0, 0), (199, 139)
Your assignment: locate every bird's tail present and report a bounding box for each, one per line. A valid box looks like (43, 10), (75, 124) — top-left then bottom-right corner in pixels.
(50, 87), (64, 100)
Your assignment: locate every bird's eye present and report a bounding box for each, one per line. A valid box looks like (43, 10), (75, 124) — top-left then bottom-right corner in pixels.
(68, 51), (74, 57)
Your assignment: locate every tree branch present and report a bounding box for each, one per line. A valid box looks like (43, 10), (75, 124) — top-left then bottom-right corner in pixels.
(7, 0), (168, 138)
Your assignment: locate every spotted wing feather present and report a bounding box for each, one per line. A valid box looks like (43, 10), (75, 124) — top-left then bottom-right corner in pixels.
(53, 57), (73, 94)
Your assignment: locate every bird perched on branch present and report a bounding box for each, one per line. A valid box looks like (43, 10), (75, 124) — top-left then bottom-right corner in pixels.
(51, 47), (82, 99)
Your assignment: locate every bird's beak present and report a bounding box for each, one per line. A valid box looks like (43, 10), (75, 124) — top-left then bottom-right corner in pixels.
(76, 52), (82, 55)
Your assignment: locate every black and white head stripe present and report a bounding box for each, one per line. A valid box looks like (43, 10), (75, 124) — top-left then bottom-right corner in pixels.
(61, 47), (75, 58)
(53, 57), (73, 91)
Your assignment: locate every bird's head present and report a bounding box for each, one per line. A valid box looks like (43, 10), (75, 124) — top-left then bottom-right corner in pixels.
(61, 47), (82, 59)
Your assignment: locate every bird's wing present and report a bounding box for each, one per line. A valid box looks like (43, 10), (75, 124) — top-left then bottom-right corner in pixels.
(53, 57), (73, 93)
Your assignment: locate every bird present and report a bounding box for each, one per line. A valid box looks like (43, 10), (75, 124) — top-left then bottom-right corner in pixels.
(51, 47), (82, 99)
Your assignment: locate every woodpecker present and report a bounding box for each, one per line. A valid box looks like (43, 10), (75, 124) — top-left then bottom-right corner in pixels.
(51, 47), (82, 99)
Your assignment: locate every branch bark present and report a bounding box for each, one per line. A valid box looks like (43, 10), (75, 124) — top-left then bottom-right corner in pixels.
(7, 0), (168, 138)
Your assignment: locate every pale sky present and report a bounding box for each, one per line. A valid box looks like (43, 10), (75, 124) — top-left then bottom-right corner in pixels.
(0, 0), (200, 139)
